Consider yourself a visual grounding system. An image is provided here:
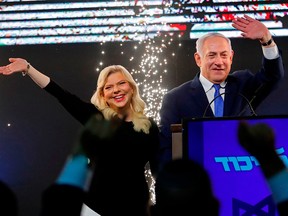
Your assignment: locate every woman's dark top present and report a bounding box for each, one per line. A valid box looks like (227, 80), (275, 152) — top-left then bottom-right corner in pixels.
(44, 80), (160, 216)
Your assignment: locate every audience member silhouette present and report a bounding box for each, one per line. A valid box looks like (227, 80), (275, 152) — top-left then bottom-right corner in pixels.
(0, 180), (18, 216)
(151, 158), (220, 216)
(39, 113), (123, 216)
(237, 121), (288, 216)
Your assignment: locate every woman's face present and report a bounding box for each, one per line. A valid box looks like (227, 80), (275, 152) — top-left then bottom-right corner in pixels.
(103, 71), (134, 112)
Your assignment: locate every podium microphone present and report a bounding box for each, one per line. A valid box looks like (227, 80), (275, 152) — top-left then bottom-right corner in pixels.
(203, 92), (226, 118)
(237, 93), (257, 116)
(238, 83), (264, 116)
(202, 92), (257, 118)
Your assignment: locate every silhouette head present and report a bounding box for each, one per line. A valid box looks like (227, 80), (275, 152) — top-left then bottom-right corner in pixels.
(153, 159), (219, 216)
(0, 181), (18, 216)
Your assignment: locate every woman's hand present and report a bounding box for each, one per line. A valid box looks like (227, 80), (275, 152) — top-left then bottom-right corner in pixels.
(0, 58), (30, 75)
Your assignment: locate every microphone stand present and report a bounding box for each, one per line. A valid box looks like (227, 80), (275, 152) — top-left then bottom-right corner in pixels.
(202, 92), (257, 118)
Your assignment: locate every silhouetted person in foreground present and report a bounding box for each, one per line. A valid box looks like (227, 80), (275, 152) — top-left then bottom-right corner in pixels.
(238, 121), (288, 216)
(0, 180), (18, 216)
(40, 114), (123, 216)
(151, 159), (220, 216)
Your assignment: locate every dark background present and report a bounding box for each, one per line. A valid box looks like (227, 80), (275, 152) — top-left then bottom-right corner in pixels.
(0, 36), (287, 216)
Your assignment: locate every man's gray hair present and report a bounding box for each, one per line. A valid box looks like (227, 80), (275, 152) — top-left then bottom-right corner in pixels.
(196, 32), (233, 56)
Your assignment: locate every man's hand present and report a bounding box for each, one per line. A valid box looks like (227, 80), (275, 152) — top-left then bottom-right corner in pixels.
(232, 15), (272, 44)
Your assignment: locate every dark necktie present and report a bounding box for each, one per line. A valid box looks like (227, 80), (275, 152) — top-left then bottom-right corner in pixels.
(213, 84), (224, 117)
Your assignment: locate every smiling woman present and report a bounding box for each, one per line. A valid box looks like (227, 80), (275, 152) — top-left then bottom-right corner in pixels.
(0, 58), (160, 216)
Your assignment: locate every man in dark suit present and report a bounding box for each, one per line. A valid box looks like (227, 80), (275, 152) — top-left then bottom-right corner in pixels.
(158, 15), (285, 169)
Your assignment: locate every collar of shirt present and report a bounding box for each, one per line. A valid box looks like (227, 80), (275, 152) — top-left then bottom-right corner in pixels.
(199, 73), (226, 93)
(199, 73), (226, 114)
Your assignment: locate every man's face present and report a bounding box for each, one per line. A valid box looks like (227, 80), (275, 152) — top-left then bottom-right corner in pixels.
(194, 36), (234, 84)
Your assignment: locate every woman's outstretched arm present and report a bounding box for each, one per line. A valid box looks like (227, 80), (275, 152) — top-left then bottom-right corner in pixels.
(0, 57), (50, 88)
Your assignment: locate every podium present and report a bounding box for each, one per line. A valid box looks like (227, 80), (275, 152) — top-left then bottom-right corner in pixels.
(171, 124), (182, 160)
(179, 115), (288, 216)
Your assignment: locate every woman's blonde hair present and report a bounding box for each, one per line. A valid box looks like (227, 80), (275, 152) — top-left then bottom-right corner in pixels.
(91, 65), (151, 134)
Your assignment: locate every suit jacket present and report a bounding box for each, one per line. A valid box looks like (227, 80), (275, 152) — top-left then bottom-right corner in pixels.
(158, 55), (285, 168)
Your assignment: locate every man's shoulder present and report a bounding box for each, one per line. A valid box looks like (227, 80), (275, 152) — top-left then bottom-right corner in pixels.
(167, 80), (194, 95)
(228, 69), (254, 80)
